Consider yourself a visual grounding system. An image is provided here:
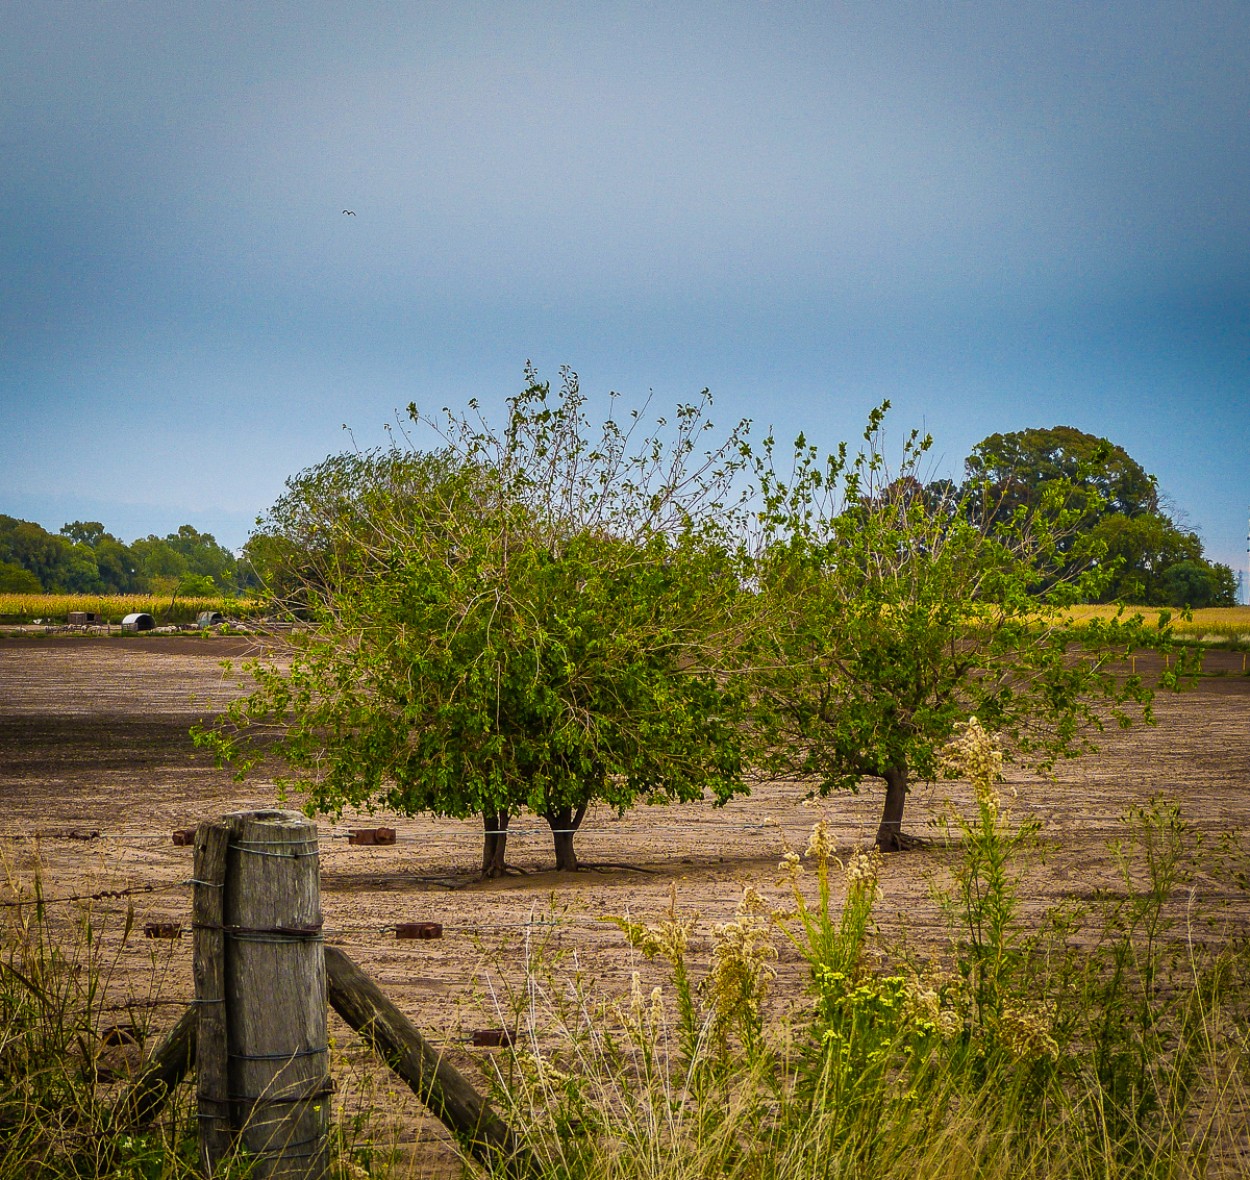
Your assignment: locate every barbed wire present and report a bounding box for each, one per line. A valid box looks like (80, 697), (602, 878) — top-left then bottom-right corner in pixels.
(0, 818), (796, 842)
(0, 911), (692, 941)
(0, 868), (770, 934)
(75, 920), (743, 946)
(0, 880), (187, 909)
(12, 892), (1245, 949)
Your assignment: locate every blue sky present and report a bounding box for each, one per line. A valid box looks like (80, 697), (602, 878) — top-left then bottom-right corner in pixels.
(2, 2), (1247, 583)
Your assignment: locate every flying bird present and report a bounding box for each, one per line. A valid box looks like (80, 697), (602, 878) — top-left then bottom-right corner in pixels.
(342, 209), (356, 216)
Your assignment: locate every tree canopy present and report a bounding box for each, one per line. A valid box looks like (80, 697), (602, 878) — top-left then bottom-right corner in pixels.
(961, 426), (1234, 608)
(200, 388), (1212, 863)
(965, 426), (1160, 519)
(202, 368), (752, 874)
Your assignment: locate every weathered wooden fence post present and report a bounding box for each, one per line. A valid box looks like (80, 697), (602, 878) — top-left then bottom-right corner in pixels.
(193, 821), (231, 1173)
(195, 809), (331, 1179)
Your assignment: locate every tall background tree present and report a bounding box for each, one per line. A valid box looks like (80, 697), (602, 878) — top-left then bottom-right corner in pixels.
(202, 368), (752, 875)
(963, 426), (1235, 607)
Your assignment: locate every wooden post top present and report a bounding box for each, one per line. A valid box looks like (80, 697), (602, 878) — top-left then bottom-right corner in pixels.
(224, 809), (312, 827)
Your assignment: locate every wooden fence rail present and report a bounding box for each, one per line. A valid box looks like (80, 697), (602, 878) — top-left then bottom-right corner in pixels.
(325, 944), (529, 1175)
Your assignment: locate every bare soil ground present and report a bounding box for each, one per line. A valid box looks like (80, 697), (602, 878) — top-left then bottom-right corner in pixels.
(2, 635), (1248, 1173)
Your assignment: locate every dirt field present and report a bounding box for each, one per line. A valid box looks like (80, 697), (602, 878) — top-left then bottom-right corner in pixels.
(2, 634), (1248, 1171)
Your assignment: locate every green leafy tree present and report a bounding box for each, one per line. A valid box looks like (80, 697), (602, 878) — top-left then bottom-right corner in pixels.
(0, 517), (72, 590)
(1085, 515), (1235, 607)
(58, 523), (141, 592)
(91, 536), (141, 594)
(1158, 560), (1236, 609)
(749, 406), (1170, 851)
(60, 520), (107, 547)
(129, 528), (240, 595)
(965, 426), (1160, 520)
(0, 560), (41, 593)
(166, 524), (238, 590)
(238, 531), (304, 602)
(964, 426), (1230, 605)
(240, 448), (467, 614)
(56, 542), (103, 593)
(129, 536), (188, 589)
(200, 367), (751, 875)
(0, 515), (243, 595)
(1085, 512), (1205, 604)
(175, 573), (219, 598)
(1205, 563), (1239, 608)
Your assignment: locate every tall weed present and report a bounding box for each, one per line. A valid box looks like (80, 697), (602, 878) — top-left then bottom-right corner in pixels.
(478, 723), (1249, 1179)
(0, 866), (201, 1179)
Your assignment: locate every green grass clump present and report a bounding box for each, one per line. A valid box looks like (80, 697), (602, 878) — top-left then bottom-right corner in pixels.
(0, 872), (205, 1179)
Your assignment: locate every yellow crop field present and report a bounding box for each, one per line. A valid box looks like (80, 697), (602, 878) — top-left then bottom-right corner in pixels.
(5, 593), (1246, 641)
(0, 593), (269, 625)
(1062, 604), (1250, 644)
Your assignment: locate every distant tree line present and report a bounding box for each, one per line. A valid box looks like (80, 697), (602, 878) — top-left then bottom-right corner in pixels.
(0, 516), (257, 597)
(2, 424), (1231, 611)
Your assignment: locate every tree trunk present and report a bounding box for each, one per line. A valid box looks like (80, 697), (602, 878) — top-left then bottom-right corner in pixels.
(481, 812), (509, 879)
(875, 765), (910, 851)
(544, 804), (587, 872)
